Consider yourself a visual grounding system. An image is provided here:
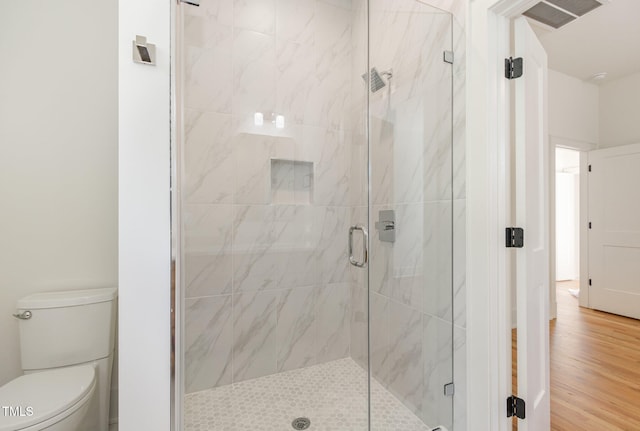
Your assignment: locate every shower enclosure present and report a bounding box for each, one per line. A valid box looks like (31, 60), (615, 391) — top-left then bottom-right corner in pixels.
(173, 1), (457, 429)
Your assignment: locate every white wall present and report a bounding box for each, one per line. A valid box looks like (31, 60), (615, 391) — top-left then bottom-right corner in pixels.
(599, 72), (640, 148)
(118, 0), (171, 429)
(548, 69), (599, 146)
(0, 0), (117, 389)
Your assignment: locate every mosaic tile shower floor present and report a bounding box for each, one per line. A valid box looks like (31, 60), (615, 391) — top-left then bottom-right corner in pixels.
(184, 358), (443, 431)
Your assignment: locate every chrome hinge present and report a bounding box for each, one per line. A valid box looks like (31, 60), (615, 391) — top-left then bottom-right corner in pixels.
(443, 50), (454, 64)
(444, 382), (455, 396)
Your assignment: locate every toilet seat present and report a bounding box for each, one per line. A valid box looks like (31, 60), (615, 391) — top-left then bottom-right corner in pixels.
(0, 365), (95, 431)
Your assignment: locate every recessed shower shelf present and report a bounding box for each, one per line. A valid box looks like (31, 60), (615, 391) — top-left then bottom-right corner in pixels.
(270, 158), (314, 205)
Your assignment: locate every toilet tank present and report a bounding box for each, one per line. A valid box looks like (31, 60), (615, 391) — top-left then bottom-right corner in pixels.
(16, 288), (117, 371)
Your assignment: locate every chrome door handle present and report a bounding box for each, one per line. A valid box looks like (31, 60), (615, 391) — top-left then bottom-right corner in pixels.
(349, 225), (368, 268)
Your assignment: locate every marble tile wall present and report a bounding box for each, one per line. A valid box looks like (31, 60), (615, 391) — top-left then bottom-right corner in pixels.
(182, 0), (360, 394)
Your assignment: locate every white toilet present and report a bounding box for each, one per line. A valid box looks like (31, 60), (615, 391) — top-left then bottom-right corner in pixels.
(0, 288), (117, 431)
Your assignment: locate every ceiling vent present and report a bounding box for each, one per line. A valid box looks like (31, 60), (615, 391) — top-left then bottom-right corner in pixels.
(523, 0), (604, 29)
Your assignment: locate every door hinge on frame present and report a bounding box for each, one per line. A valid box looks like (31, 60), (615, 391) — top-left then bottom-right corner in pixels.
(505, 57), (523, 79)
(507, 395), (526, 419)
(588, 164), (592, 172)
(506, 227), (524, 248)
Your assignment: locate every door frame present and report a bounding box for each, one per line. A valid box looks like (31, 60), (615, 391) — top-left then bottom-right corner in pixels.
(467, 0), (545, 429)
(552, 137), (596, 310)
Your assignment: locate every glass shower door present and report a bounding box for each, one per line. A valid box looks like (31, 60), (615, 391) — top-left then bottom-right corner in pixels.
(174, 0), (454, 430)
(367, 1), (455, 430)
(177, 1), (370, 430)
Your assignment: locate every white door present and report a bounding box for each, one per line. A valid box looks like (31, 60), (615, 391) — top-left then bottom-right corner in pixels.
(514, 16), (550, 431)
(588, 143), (640, 319)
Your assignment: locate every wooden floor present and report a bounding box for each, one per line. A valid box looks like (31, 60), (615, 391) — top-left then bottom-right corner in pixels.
(513, 281), (640, 431)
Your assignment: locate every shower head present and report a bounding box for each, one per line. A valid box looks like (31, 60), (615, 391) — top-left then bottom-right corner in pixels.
(361, 67), (392, 93)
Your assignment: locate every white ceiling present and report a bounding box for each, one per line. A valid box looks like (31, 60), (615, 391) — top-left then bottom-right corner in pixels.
(528, 0), (640, 84)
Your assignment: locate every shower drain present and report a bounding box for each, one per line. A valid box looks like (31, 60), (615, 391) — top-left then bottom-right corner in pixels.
(291, 417), (311, 430)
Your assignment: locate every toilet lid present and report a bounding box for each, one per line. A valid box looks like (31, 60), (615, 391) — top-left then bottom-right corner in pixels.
(0, 365), (95, 431)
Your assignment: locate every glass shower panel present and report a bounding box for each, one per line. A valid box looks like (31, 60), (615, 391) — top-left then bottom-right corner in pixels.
(175, 0), (455, 430)
(368, 1), (454, 430)
(177, 1), (370, 430)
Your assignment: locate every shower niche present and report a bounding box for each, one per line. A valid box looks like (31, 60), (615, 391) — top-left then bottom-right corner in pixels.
(270, 158), (314, 205)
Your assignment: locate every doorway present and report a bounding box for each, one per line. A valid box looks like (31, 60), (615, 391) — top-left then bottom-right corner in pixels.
(554, 147), (580, 302)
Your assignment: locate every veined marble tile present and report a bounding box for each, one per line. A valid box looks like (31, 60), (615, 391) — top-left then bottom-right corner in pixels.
(320, 0), (353, 9)
(183, 0), (233, 48)
(183, 110), (234, 204)
(452, 17), (466, 78)
(185, 295), (233, 393)
(184, 203), (233, 253)
(297, 127), (351, 206)
(453, 325), (467, 431)
(232, 30), (277, 118)
(349, 130), (368, 207)
(370, 9), (450, 104)
(386, 301), (423, 415)
(349, 283), (368, 369)
(185, 253), (233, 299)
(422, 201), (453, 320)
(316, 282), (350, 363)
(183, 204), (233, 297)
(427, 0), (466, 22)
(368, 212), (393, 297)
(388, 203), (426, 311)
(370, 292), (390, 383)
(370, 117), (395, 206)
(232, 204), (275, 253)
(315, 0), (351, 77)
(370, 83), (453, 206)
(453, 69), (466, 200)
(276, 39), (318, 126)
(276, 286), (317, 372)
(234, 0), (275, 34)
(233, 291), (278, 382)
(273, 204), (319, 249)
(276, 0), (316, 44)
(390, 99), (428, 204)
(453, 199), (466, 328)
(233, 132), (295, 205)
(233, 205), (319, 292)
(316, 206), (350, 283)
(305, 56), (351, 130)
(184, 0), (233, 24)
(421, 80), (453, 203)
(370, 0), (436, 14)
(184, 24), (233, 113)
(421, 314), (453, 429)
